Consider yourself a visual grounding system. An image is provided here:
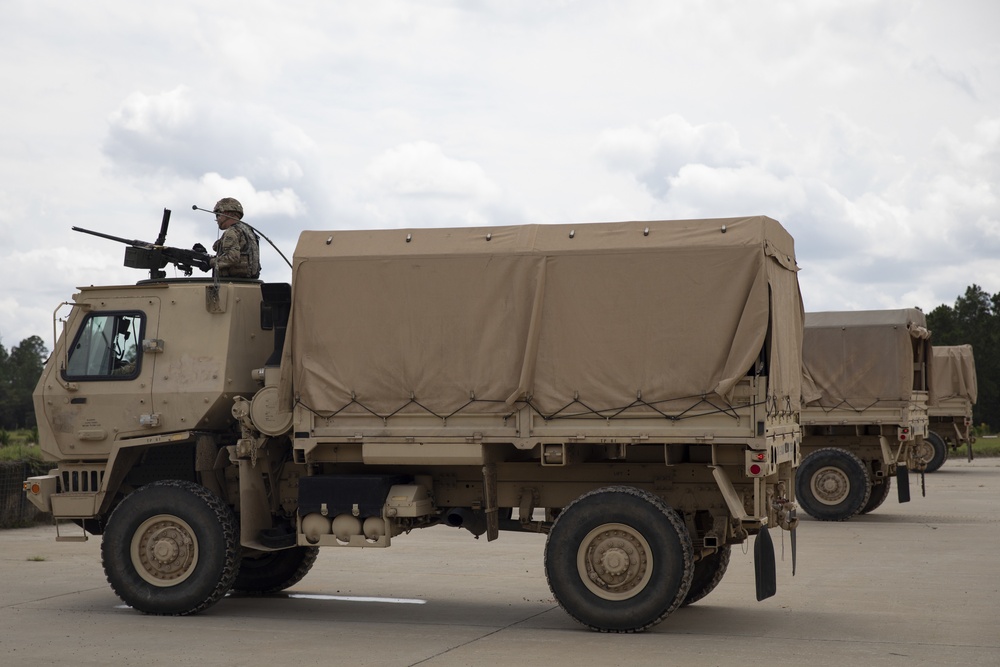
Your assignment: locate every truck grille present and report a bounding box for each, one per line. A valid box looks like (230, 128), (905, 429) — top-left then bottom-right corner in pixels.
(58, 467), (105, 493)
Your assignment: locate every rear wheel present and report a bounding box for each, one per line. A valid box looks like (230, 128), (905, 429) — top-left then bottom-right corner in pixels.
(858, 477), (892, 515)
(233, 546), (319, 595)
(681, 545), (731, 606)
(101, 480), (240, 615)
(795, 448), (871, 521)
(912, 432), (948, 473)
(544, 486), (693, 632)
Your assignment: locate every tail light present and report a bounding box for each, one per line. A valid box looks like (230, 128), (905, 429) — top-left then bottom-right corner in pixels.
(746, 451), (768, 477)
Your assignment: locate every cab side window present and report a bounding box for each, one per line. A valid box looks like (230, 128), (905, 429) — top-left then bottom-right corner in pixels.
(63, 312), (144, 380)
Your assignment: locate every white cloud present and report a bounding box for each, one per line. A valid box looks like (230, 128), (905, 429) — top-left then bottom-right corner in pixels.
(197, 173), (306, 218)
(2, 0), (1000, 347)
(103, 86), (319, 192)
(595, 115), (751, 197)
(364, 141), (501, 200)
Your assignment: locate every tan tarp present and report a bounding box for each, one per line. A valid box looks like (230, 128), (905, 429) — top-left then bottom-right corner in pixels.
(929, 344), (977, 405)
(279, 216), (803, 419)
(802, 309), (930, 408)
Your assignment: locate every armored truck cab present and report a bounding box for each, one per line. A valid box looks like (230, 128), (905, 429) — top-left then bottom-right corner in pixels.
(798, 309), (931, 521)
(919, 344), (977, 471)
(27, 215), (803, 633)
(30, 279), (271, 524)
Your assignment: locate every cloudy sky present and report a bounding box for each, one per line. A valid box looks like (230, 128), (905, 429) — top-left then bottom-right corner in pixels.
(2, 1), (998, 352)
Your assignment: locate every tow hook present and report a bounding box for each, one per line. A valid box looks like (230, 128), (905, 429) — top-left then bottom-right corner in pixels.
(774, 498), (798, 576)
(774, 498), (798, 531)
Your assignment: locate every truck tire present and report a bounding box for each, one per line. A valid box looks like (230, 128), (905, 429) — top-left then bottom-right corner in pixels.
(912, 432), (948, 473)
(544, 486), (693, 632)
(232, 546), (319, 595)
(681, 545), (731, 607)
(858, 478), (892, 515)
(795, 448), (871, 521)
(101, 480), (241, 615)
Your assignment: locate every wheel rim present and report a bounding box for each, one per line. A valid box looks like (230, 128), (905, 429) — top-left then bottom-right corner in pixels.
(130, 514), (199, 588)
(576, 522), (652, 601)
(810, 466), (851, 506)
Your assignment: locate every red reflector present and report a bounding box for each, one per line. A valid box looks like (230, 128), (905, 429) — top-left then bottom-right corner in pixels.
(900, 434), (907, 440)
(749, 464), (762, 475)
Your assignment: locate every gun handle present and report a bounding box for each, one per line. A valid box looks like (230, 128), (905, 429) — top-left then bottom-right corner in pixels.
(155, 208), (171, 246)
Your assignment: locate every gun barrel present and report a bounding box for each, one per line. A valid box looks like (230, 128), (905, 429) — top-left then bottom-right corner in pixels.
(73, 220), (210, 277)
(72, 226), (150, 248)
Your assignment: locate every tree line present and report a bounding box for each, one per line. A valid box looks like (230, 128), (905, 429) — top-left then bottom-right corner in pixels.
(0, 284), (996, 434)
(0, 336), (47, 431)
(926, 284), (998, 432)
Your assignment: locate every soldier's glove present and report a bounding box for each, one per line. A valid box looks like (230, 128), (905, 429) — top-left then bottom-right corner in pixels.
(192, 243), (207, 254)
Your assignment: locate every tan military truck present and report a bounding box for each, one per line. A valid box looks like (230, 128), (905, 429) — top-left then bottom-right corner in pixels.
(798, 309), (930, 521)
(915, 344), (977, 471)
(26, 214), (802, 633)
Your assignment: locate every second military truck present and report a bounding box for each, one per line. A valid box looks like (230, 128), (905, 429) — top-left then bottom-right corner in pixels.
(798, 309), (930, 521)
(27, 215), (802, 632)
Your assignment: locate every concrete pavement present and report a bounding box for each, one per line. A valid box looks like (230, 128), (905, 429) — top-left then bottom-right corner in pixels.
(1, 460), (997, 666)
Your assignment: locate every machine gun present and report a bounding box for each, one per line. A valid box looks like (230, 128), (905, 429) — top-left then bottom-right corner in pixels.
(73, 208), (212, 280)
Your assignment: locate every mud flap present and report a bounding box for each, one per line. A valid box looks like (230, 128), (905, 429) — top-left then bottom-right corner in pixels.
(896, 465), (911, 503)
(754, 525), (777, 601)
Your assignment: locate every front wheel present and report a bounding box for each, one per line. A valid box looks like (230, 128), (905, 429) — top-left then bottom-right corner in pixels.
(795, 448), (871, 521)
(101, 480), (241, 615)
(544, 486), (693, 633)
(233, 546), (319, 595)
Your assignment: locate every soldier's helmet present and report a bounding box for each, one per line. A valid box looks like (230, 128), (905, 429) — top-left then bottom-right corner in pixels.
(213, 197), (244, 219)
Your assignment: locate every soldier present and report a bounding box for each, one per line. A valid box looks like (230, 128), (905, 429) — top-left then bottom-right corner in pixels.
(210, 197), (261, 278)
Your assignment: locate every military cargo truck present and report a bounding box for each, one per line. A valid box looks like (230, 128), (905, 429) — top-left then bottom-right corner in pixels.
(916, 344), (977, 471)
(798, 309), (930, 521)
(26, 215), (802, 633)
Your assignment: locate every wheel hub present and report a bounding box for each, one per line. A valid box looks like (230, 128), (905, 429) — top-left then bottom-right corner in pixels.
(812, 466), (850, 505)
(152, 536), (181, 564)
(579, 526), (650, 599)
(131, 515), (199, 587)
(599, 546), (631, 576)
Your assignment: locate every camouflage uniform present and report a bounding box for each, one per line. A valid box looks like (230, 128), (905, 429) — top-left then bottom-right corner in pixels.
(213, 221), (261, 278)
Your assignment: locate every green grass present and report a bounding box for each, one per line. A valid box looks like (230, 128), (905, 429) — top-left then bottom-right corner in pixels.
(0, 428), (37, 448)
(0, 429), (49, 473)
(960, 436), (1000, 458)
(0, 443), (47, 466)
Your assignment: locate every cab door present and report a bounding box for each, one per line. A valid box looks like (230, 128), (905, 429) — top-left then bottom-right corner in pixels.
(42, 295), (160, 457)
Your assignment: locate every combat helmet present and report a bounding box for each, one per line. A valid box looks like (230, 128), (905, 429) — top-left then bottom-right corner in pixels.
(213, 197), (244, 219)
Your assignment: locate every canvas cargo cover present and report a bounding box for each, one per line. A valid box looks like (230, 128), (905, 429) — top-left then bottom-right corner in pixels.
(802, 308), (930, 408)
(279, 216), (803, 420)
(929, 344), (977, 405)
